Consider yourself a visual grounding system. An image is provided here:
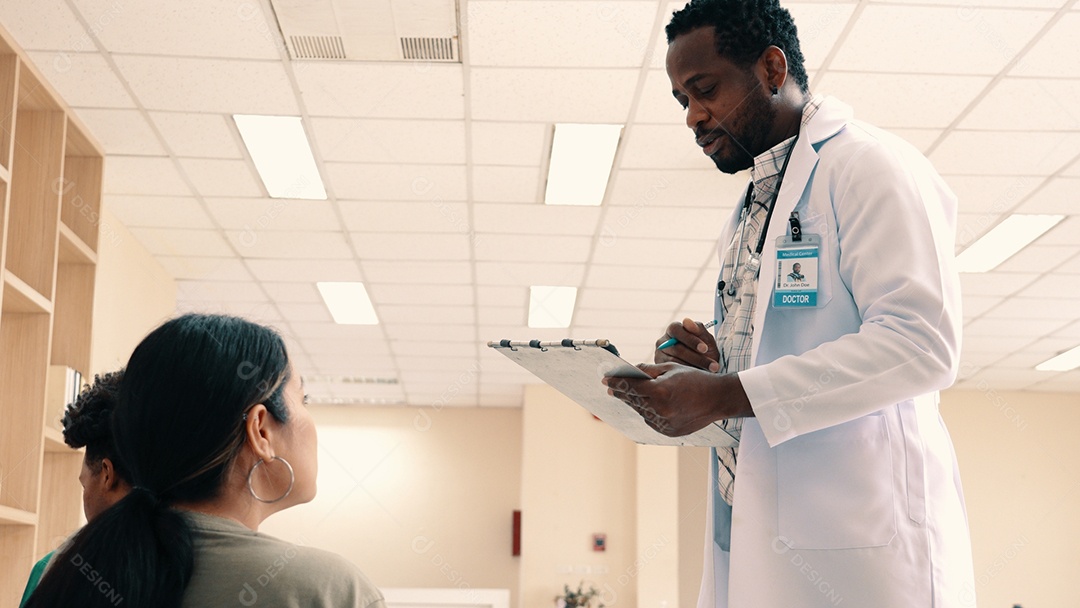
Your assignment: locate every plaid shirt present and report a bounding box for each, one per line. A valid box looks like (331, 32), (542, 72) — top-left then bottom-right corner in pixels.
(714, 98), (821, 505)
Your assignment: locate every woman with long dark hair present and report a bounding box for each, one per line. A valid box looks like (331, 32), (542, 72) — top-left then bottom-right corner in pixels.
(26, 314), (385, 608)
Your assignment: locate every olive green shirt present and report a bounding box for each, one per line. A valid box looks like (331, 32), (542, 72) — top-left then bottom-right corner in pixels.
(181, 511), (385, 608)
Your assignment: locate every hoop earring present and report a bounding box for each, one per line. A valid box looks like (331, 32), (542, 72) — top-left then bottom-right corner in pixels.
(247, 456), (295, 504)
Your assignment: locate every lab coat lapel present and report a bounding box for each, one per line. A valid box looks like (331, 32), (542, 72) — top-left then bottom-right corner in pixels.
(749, 97), (850, 365)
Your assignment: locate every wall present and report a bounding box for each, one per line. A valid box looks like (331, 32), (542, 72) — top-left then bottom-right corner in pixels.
(260, 405), (523, 605)
(89, 207), (176, 374)
(518, 384), (638, 608)
(940, 389), (1080, 608)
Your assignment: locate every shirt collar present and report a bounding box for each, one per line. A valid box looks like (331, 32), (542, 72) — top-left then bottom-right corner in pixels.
(749, 95), (823, 197)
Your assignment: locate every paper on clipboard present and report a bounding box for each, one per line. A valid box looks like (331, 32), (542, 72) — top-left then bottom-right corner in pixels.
(488, 339), (737, 447)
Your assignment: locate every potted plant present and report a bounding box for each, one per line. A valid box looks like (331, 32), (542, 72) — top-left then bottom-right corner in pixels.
(556, 581), (605, 608)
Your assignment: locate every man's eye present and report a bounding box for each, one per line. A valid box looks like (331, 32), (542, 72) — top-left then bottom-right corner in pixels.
(699, 86), (715, 96)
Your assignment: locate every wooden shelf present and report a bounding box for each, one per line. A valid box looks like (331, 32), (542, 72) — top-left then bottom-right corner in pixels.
(0, 505), (35, 526)
(2, 270), (52, 314)
(58, 222), (97, 265)
(43, 427), (67, 453)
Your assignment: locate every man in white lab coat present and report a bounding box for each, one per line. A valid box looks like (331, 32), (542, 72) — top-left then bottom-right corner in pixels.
(604, 0), (977, 606)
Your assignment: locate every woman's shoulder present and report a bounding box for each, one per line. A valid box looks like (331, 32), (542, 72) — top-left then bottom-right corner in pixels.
(183, 512), (385, 607)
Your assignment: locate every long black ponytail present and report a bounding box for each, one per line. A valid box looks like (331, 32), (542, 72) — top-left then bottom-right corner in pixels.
(26, 314), (290, 608)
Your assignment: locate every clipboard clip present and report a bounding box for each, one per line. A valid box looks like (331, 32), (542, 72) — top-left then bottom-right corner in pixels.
(561, 338), (581, 350)
(498, 339), (517, 351)
(528, 339), (547, 352)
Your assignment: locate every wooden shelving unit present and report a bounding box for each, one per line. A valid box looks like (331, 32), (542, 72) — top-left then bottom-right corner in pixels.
(0, 23), (102, 608)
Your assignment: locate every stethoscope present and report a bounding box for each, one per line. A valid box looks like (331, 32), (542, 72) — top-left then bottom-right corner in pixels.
(718, 133), (800, 299)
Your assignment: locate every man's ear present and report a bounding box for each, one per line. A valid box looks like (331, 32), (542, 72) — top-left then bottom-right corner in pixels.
(99, 458), (120, 491)
(244, 404), (276, 461)
(758, 45), (789, 93)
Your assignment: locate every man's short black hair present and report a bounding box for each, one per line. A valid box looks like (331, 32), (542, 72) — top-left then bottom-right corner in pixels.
(666, 0), (809, 93)
(62, 370), (128, 481)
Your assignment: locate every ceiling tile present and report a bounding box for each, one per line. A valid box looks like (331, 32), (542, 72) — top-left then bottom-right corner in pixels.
(370, 284), (474, 306)
(930, 131), (1080, 176)
(1021, 272), (1080, 299)
(156, 256), (252, 282)
(227, 230), (353, 260)
(467, 1), (654, 68)
(479, 306), (526, 326)
(608, 169), (745, 209)
(385, 323), (477, 342)
(474, 234), (592, 263)
(275, 302), (333, 323)
(621, 124), (718, 170)
(129, 227), (233, 257)
(312, 118), (466, 165)
(470, 67), (639, 122)
(785, 2), (858, 71)
(351, 233), (473, 261)
(886, 129), (941, 154)
(149, 112), (244, 159)
(958, 272), (1039, 296)
(71, 108), (164, 155)
(325, 163), (467, 200)
(338, 200), (472, 234)
(72, 0), (281, 59)
(944, 175), (1042, 219)
(0, 0), (90, 52)
(577, 287), (684, 311)
(591, 236), (714, 268)
(1016, 177), (1080, 214)
(285, 322), (384, 341)
(993, 245), (1078, 274)
(1036, 215), (1080, 246)
(105, 194), (214, 229)
(206, 198), (340, 232)
(113, 55), (298, 114)
(983, 295), (1079, 319)
(470, 122), (549, 166)
(262, 282), (322, 304)
(475, 261), (586, 287)
(177, 299), (281, 324)
(177, 279), (266, 302)
(473, 203), (602, 235)
(104, 156), (190, 196)
(477, 285), (527, 308)
(472, 166), (540, 203)
(597, 203), (727, 241)
(964, 316), (1069, 337)
(26, 51), (135, 108)
(246, 259), (363, 283)
(959, 295), (1003, 319)
(296, 63), (464, 119)
(1009, 12), (1080, 77)
(960, 78), (1080, 131)
(361, 260), (473, 285)
(378, 305), (476, 326)
(178, 158), (263, 198)
(817, 74), (990, 129)
(830, 5), (1051, 75)
(634, 70), (685, 125)
(584, 263), (700, 290)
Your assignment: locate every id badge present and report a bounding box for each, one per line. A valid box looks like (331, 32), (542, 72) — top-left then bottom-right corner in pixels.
(773, 234), (820, 308)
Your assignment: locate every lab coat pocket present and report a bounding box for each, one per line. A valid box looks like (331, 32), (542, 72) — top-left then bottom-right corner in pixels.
(776, 413), (896, 550)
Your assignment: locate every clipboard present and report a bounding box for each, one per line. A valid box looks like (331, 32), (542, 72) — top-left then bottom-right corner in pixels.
(488, 339), (737, 447)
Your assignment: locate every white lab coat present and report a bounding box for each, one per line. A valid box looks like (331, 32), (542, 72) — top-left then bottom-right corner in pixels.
(701, 97), (976, 608)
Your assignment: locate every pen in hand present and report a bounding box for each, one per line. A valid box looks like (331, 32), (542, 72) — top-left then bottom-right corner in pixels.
(657, 319), (718, 350)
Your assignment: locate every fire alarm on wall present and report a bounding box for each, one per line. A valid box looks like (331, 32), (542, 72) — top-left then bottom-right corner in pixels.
(592, 533), (606, 552)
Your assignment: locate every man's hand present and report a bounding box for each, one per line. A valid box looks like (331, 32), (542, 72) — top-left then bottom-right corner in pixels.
(655, 318), (720, 372)
(602, 363), (753, 437)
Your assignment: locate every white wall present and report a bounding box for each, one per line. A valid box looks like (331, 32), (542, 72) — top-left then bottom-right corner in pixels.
(260, 405), (523, 605)
(519, 384), (638, 608)
(89, 207), (176, 374)
(941, 389), (1080, 608)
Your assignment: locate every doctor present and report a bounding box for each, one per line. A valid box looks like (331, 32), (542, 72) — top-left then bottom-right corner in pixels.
(604, 0), (976, 606)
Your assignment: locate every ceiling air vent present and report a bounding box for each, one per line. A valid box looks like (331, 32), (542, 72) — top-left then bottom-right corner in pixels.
(269, 0), (461, 63)
(400, 36), (456, 61)
(288, 35), (346, 60)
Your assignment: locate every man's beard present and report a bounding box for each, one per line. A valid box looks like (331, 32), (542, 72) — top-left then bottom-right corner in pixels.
(709, 87), (778, 175)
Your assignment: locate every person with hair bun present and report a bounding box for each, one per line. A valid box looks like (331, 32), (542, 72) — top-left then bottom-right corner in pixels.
(24, 313), (386, 608)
